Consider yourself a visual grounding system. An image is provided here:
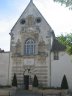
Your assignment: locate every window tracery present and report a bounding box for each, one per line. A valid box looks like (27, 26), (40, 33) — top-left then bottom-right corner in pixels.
(24, 39), (35, 55)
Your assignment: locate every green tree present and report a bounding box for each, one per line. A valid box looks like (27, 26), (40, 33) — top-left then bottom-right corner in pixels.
(61, 75), (69, 89)
(57, 34), (66, 45)
(33, 75), (38, 87)
(57, 33), (72, 55)
(54, 0), (72, 9)
(12, 73), (17, 87)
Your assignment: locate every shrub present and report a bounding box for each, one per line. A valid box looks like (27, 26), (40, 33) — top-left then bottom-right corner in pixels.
(61, 75), (69, 89)
(12, 73), (17, 87)
(33, 75), (38, 87)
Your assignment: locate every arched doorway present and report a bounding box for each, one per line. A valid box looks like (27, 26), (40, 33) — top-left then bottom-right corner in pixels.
(23, 68), (33, 90)
(24, 75), (29, 90)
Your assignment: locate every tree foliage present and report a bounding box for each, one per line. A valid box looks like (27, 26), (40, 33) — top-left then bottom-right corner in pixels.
(12, 73), (17, 87)
(33, 75), (38, 87)
(54, 0), (72, 9)
(57, 33), (72, 55)
(61, 75), (69, 89)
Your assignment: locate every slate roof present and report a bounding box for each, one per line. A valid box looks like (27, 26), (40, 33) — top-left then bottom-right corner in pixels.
(51, 39), (66, 51)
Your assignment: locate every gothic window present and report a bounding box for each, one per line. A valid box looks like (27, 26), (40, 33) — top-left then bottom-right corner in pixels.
(24, 39), (35, 55)
(54, 51), (59, 60)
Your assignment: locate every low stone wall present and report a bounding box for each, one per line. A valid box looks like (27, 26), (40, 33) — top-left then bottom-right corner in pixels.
(0, 89), (10, 96)
(0, 87), (17, 96)
(0, 87), (69, 96)
(10, 87), (17, 96)
(32, 89), (69, 96)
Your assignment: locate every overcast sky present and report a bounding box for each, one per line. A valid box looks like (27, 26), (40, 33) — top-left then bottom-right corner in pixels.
(0, 0), (72, 51)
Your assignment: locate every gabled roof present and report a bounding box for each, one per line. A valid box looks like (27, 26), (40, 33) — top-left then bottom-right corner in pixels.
(51, 39), (66, 52)
(11, 0), (52, 32)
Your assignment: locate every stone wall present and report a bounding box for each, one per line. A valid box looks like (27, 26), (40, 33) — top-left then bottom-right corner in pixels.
(0, 52), (10, 85)
(51, 52), (72, 90)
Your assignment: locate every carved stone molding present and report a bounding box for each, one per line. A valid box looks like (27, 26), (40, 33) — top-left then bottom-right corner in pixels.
(20, 26), (40, 34)
(12, 39), (21, 57)
(10, 32), (14, 40)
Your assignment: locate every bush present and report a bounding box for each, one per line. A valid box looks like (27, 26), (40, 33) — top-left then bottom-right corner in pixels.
(61, 75), (69, 89)
(33, 75), (38, 87)
(12, 73), (17, 87)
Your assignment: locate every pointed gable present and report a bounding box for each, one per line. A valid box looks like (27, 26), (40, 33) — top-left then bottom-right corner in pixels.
(11, 0), (52, 34)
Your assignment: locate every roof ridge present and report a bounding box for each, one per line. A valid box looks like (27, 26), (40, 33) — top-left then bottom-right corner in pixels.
(30, 0), (33, 3)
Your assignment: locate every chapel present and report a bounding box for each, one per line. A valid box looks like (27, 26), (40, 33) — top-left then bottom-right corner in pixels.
(10, 0), (65, 89)
(0, 0), (72, 90)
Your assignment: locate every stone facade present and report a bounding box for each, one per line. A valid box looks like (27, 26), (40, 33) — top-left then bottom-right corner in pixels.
(10, 0), (52, 88)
